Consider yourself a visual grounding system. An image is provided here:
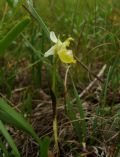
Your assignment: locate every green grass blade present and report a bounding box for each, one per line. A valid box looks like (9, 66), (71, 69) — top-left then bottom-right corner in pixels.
(72, 80), (87, 140)
(40, 137), (50, 157)
(101, 66), (112, 108)
(0, 110), (28, 131)
(26, 1), (50, 39)
(0, 16), (30, 55)
(22, 33), (42, 57)
(0, 139), (9, 157)
(0, 98), (39, 143)
(0, 120), (21, 157)
(66, 98), (82, 143)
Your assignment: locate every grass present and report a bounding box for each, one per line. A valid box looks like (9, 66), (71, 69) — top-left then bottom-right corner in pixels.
(0, 0), (120, 156)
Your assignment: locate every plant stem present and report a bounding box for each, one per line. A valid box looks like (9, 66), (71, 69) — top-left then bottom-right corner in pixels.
(51, 57), (59, 156)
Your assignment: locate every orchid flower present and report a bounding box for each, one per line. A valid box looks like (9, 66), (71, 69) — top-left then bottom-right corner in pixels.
(44, 32), (76, 64)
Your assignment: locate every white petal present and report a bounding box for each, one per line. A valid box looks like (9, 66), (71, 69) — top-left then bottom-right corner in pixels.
(50, 31), (58, 43)
(44, 46), (55, 57)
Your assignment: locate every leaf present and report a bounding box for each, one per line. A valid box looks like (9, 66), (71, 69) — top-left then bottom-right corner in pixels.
(0, 98), (39, 143)
(66, 98), (82, 143)
(0, 139), (9, 157)
(40, 137), (50, 157)
(26, 1), (50, 39)
(72, 80), (87, 139)
(0, 16), (30, 55)
(0, 120), (21, 157)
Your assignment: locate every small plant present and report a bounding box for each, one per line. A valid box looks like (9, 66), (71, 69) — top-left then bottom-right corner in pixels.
(44, 31), (76, 156)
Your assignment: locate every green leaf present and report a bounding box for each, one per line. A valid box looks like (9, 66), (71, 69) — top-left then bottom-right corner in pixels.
(0, 139), (9, 157)
(0, 16), (30, 55)
(67, 98), (82, 143)
(0, 120), (21, 157)
(72, 81), (87, 139)
(0, 98), (39, 143)
(40, 137), (50, 157)
(100, 66), (112, 108)
(26, 1), (50, 39)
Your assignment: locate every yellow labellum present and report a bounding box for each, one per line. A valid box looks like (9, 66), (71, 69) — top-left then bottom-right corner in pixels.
(58, 49), (76, 63)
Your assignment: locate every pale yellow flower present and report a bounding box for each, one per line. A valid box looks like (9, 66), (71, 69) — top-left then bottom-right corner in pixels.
(44, 32), (76, 64)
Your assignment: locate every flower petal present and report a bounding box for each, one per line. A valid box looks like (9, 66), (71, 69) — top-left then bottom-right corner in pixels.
(50, 31), (58, 43)
(44, 46), (55, 57)
(57, 49), (76, 63)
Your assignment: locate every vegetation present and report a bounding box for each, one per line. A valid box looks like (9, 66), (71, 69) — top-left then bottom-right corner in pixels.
(0, 0), (120, 156)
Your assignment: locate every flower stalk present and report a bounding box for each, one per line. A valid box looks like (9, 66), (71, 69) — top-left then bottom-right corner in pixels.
(51, 58), (59, 156)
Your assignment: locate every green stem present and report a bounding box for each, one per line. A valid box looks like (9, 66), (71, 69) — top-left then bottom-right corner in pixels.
(53, 115), (59, 154)
(52, 63), (56, 93)
(52, 56), (59, 156)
